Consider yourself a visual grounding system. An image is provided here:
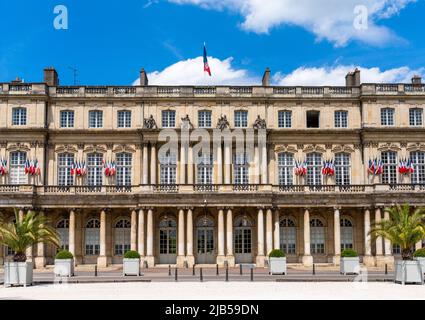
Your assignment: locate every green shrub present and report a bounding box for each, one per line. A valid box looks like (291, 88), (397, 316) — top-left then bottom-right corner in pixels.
(341, 249), (358, 257)
(124, 250), (140, 259)
(55, 250), (74, 260)
(268, 249), (286, 258)
(413, 248), (425, 258)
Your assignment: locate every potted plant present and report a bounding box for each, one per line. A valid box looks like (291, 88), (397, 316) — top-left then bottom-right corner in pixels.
(413, 248), (425, 275)
(123, 250), (141, 276)
(0, 209), (60, 287)
(268, 249), (286, 275)
(370, 204), (425, 285)
(54, 250), (74, 277)
(340, 249), (360, 275)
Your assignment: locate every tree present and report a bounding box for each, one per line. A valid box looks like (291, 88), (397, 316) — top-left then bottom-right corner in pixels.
(369, 204), (425, 260)
(0, 209), (60, 262)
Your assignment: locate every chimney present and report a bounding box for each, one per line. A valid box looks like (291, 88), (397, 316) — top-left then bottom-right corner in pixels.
(43, 67), (59, 86)
(412, 75), (422, 84)
(346, 68), (360, 87)
(262, 68), (270, 86)
(139, 68), (148, 86)
(353, 68), (361, 86)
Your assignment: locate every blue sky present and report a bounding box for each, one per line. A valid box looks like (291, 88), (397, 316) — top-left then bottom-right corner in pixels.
(0, 0), (424, 85)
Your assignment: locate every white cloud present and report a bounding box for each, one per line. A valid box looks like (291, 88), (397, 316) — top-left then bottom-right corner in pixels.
(168, 0), (416, 46)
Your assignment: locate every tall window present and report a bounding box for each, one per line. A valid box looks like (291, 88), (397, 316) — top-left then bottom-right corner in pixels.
(56, 219), (69, 251)
(198, 110), (212, 128)
(197, 152), (213, 184)
(116, 153), (132, 186)
(306, 153), (322, 185)
(409, 108), (423, 126)
(85, 219), (100, 255)
(162, 110), (176, 128)
(381, 108), (394, 126)
(87, 153), (103, 186)
(335, 153), (351, 186)
(279, 218), (296, 254)
(234, 153), (249, 185)
(58, 153), (74, 186)
(306, 111), (320, 128)
(310, 218), (325, 254)
(278, 153), (294, 185)
(334, 110), (348, 128)
(89, 110), (103, 128)
(340, 218), (353, 251)
(234, 110), (248, 128)
(411, 151), (425, 184)
(9, 151), (27, 185)
(114, 219), (131, 255)
(381, 151), (397, 184)
(117, 110), (131, 128)
(160, 151), (177, 185)
(60, 110), (74, 128)
(12, 107), (27, 126)
(278, 110), (292, 128)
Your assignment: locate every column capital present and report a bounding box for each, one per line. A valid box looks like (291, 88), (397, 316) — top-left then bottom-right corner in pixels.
(130, 207), (138, 212)
(217, 206), (226, 210)
(225, 206), (233, 211)
(333, 206), (341, 211)
(101, 208), (111, 213)
(363, 206), (372, 211)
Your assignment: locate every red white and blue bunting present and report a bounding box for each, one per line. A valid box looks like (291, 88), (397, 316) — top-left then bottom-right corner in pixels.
(321, 159), (335, 176)
(398, 158), (415, 175)
(0, 158), (8, 176)
(103, 160), (116, 177)
(71, 161), (87, 177)
(294, 160), (307, 176)
(24, 159), (41, 176)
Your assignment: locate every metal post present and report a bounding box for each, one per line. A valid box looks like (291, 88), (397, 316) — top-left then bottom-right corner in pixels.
(95, 265), (98, 277)
(225, 265), (229, 282)
(312, 264), (315, 275)
(200, 268), (203, 282)
(385, 264), (388, 275)
(216, 264), (219, 276)
(193, 264), (195, 276)
(169, 265), (171, 276)
(175, 268), (178, 281)
(250, 268), (254, 282)
(240, 264), (243, 275)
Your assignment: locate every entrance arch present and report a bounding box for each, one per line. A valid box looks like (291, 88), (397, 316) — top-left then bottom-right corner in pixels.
(196, 216), (215, 264)
(158, 216), (177, 264)
(234, 215), (253, 264)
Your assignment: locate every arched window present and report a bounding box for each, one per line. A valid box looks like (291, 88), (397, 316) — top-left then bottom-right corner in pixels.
(56, 219), (69, 251)
(234, 153), (249, 185)
(410, 151), (425, 184)
(306, 153), (322, 185)
(197, 152), (213, 185)
(114, 219), (131, 255)
(381, 151), (397, 184)
(9, 151), (27, 185)
(279, 217), (296, 254)
(58, 153), (74, 186)
(87, 153), (103, 186)
(85, 219), (100, 255)
(160, 150), (177, 185)
(335, 153), (351, 186)
(340, 217), (353, 251)
(116, 153), (132, 186)
(278, 153), (294, 186)
(310, 218), (325, 254)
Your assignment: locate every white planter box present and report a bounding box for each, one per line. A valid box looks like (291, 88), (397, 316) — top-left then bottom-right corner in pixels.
(54, 259), (74, 277)
(123, 258), (140, 276)
(4, 262), (33, 287)
(340, 257), (360, 275)
(415, 257), (425, 274)
(268, 257), (286, 275)
(395, 260), (424, 285)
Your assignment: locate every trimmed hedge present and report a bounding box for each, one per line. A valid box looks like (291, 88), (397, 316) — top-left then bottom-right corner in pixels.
(124, 250), (141, 259)
(55, 250), (74, 260)
(269, 249), (286, 258)
(413, 248), (425, 258)
(341, 249), (358, 257)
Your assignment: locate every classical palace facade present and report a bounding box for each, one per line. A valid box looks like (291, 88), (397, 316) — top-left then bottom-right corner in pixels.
(0, 67), (425, 269)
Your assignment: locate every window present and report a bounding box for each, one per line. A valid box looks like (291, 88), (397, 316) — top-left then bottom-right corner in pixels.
(160, 151), (177, 185)
(9, 151), (27, 185)
(85, 219), (100, 255)
(381, 108), (394, 126)
(60, 110), (74, 128)
(197, 152), (213, 184)
(162, 110), (176, 128)
(392, 244), (401, 255)
(381, 151), (397, 184)
(198, 110), (212, 128)
(335, 153), (351, 186)
(12, 107), (27, 125)
(116, 153), (132, 186)
(114, 219), (131, 255)
(306, 153), (322, 185)
(56, 219), (69, 251)
(234, 153), (249, 185)
(234, 110), (248, 128)
(159, 217), (177, 255)
(117, 110), (131, 128)
(409, 108), (423, 126)
(411, 151), (425, 184)
(306, 111), (320, 128)
(278, 111), (292, 128)
(58, 153), (74, 186)
(340, 218), (353, 251)
(89, 110), (103, 128)
(334, 110), (348, 128)
(234, 216), (252, 255)
(278, 153), (294, 186)
(279, 218), (296, 254)
(310, 218), (325, 254)
(87, 153), (103, 186)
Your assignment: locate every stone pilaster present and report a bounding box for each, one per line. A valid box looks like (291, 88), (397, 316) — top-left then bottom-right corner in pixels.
(176, 208), (186, 267)
(332, 207), (341, 265)
(186, 208), (194, 267)
(225, 208), (235, 266)
(145, 208), (155, 267)
(216, 208), (226, 266)
(273, 209), (280, 250)
(256, 208), (265, 267)
(34, 211), (46, 269)
(302, 208), (313, 266)
(97, 209), (111, 267)
(363, 208), (375, 267)
(130, 209), (137, 251)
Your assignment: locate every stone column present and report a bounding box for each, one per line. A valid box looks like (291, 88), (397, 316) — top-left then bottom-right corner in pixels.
(186, 208), (194, 267)
(180, 143), (186, 184)
(142, 144), (149, 184)
(302, 208), (313, 266)
(375, 208), (383, 256)
(273, 209), (280, 250)
(216, 142), (223, 184)
(225, 208), (235, 266)
(18, 208), (24, 222)
(97, 209), (109, 267)
(187, 145), (194, 185)
(177, 208), (185, 267)
(256, 208), (265, 266)
(138, 208), (145, 257)
(69, 209), (76, 258)
(266, 208), (273, 255)
(333, 207), (341, 265)
(217, 208), (225, 265)
(25, 209), (33, 263)
(224, 142), (231, 184)
(383, 209), (392, 256)
(34, 211), (46, 269)
(145, 208), (154, 267)
(363, 208), (374, 266)
(131, 209), (137, 251)
(260, 142), (268, 184)
(150, 143), (157, 185)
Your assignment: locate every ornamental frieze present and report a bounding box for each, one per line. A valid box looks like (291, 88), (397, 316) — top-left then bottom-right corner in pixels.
(55, 144), (78, 154)
(406, 143), (425, 152)
(83, 144), (107, 154)
(377, 142), (401, 151)
(303, 144), (326, 153)
(112, 144), (136, 153)
(331, 144), (355, 153)
(6, 142), (31, 152)
(274, 144), (297, 153)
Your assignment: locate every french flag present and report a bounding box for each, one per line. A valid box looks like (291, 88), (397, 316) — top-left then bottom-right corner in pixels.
(203, 43), (211, 76)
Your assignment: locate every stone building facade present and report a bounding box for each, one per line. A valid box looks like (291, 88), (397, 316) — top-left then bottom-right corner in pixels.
(0, 67), (424, 269)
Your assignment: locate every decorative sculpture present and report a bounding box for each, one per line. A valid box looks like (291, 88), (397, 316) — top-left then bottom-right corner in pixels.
(216, 115), (230, 131)
(253, 115), (267, 129)
(143, 115), (157, 129)
(181, 114), (193, 129)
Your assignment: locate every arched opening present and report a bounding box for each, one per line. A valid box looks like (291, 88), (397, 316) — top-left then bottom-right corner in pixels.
(196, 216), (215, 264)
(56, 219), (69, 251)
(340, 217), (354, 251)
(234, 215), (253, 264)
(158, 215), (177, 264)
(85, 218), (100, 256)
(279, 217), (296, 255)
(114, 219), (131, 255)
(310, 218), (325, 254)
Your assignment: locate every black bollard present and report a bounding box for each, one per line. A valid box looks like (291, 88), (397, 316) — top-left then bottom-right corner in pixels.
(240, 264), (243, 275)
(225, 266), (229, 282)
(175, 268), (178, 281)
(200, 268), (203, 282)
(193, 264), (196, 276)
(250, 268), (254, 282)
(216, 264), (219, 276)
(168, 265), (171, 276)
(385, 264), (388, 275)
(312, 264), (315, 275)
(94, 265), (98, 277)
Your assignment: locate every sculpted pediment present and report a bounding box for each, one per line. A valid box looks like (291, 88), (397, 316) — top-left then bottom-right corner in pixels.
(83, 144), (107, 153)
(55, 144), (78, 153)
